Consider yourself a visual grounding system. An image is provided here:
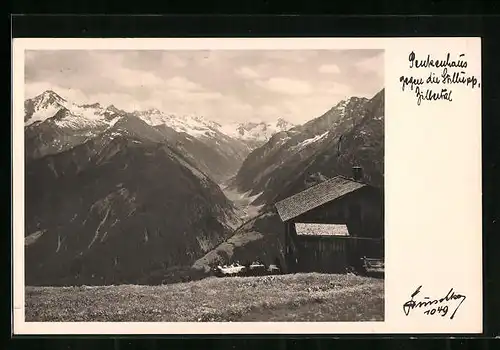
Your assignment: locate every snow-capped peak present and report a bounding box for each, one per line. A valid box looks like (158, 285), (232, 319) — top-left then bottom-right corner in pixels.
(24, 91), (69, 125)
(276, 117), (294, 130)
(24, 91), (123, 129)
(37, 90), (67, 105)
(133, 109), (221, 138)
(218, 118), (295, 142)
(147, 108), (161, 114)
(134, 108), (162, 117)
(30, 90), (67, 113)
(105, 105), (122, 114)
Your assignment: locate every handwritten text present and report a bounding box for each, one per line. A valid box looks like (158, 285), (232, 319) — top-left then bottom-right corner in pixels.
(402, 285), (467, 320)
(400, 51), (480, 106)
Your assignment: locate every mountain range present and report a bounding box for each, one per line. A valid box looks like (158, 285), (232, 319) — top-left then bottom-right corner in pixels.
(24, 91), (294, 181)
(23, 88), (384, 285)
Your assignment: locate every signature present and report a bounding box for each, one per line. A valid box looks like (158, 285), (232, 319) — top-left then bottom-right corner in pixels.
(403, 285), (466, 320)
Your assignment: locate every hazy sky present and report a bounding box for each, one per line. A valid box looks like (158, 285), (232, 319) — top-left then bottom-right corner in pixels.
(25, 49), (384, 124)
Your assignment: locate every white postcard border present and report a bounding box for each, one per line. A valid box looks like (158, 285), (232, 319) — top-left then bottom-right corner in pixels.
(12, 37), (482, 334)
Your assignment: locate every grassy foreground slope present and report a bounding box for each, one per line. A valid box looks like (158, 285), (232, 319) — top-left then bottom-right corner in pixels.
(26, 273), (384, 322)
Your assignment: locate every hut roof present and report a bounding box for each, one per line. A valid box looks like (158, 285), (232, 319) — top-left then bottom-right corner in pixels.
(294, 223), (349, 236)
(274, 175), (366, 222)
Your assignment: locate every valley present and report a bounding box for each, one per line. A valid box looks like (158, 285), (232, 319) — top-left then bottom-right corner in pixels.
(219, 184), (264, 225)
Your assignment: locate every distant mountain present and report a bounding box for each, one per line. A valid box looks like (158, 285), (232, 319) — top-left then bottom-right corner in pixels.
(132, 109), (251, 182)
(132, 108), (222, 136)
(194, 89), (385, 272)
(219, 118), (295, 149)
(25, 124), (240, 286)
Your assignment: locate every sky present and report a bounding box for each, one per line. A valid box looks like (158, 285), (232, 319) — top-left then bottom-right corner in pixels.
(25, 49), (384, 125)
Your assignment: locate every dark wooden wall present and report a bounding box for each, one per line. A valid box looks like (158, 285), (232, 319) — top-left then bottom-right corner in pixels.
(283, 186), (384, 273)
(294, 236), (348, 273)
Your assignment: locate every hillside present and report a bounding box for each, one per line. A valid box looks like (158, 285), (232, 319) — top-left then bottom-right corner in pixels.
(228, 96), (371, 202)
(25, 273), (384, 322)
(192, 211), (284, 271)
(271, 88), (385, 204)
(25, 125), (239, 286)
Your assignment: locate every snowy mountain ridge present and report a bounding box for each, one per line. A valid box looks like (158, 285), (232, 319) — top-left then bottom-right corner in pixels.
(219, 118), (295, 143)
(24, 90), (294, 144)
(24, 90), (122, 130)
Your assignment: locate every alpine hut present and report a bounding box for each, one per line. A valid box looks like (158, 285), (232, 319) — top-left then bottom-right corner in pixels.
(275, 167), (384, 274)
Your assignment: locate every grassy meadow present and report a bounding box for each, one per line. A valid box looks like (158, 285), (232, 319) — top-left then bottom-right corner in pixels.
(25, 273), (384, 322)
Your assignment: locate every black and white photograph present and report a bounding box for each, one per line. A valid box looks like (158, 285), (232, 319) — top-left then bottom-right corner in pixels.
(23, 48), (385, 322)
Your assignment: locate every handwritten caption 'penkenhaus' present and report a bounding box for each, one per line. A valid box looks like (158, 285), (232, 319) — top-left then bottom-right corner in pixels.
(400, 51), (481, 106)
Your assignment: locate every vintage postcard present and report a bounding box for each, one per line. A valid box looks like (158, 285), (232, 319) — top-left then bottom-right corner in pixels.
(11, 37), (482, 334)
